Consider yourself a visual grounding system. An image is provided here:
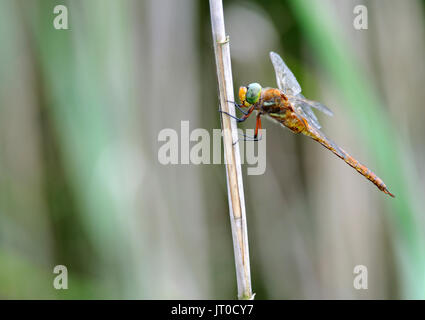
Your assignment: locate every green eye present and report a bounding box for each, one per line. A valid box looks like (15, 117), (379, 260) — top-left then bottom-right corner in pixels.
(246, 83), (262, 104)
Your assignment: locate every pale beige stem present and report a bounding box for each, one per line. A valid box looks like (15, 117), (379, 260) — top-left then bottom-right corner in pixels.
(209, 0), (253, 300)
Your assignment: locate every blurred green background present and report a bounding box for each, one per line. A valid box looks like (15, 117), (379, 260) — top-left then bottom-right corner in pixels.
(0, 0), (424, 299)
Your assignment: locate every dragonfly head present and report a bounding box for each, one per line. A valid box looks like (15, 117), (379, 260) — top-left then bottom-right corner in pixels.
(239, 83), (262, 107)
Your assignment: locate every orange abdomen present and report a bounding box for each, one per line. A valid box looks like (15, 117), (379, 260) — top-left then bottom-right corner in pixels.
(302, 121), (395, 197)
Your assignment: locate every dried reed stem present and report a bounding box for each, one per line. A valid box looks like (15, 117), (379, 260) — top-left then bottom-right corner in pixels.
(209, 0), (253, 300)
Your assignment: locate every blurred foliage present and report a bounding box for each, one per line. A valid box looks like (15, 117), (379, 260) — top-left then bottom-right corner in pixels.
(0, 0), (424, 299)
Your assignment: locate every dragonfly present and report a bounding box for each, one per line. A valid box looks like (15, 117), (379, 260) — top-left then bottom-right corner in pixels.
(224, 51), (395, 197)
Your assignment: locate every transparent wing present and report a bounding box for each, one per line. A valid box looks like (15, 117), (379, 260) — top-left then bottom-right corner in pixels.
(269, 52), (333, 129)
(291, 94), (334, 129)
(296, 94), (333, 116)
(294, 98), (322, 129)
(293, 103), (345, 157)
(269, 51), (302, 96)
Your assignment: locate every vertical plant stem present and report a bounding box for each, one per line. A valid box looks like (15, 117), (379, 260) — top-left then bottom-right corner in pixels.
(209, 0), (253, 300)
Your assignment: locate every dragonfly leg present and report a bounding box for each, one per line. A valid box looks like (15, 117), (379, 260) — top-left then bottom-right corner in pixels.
(241, 114), (263, 141)
(226, 100), (250, 115)
(219, 105), (254, 122)
(232, 132), (260, 145)
(255, 113), (262, 139)
(241, 133), (262, 142)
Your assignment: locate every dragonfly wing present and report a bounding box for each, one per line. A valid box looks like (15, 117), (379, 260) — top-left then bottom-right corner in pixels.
(292, 94), (322, 129)
(290, 94), (334, 129)
(294, 99), (322, 129)
(269, 51), (302, 96)
(304, 99), (333, 116)
(295, 94), (333, 116)
(292, 96), (345, 159)
(269, 52), (333, 129)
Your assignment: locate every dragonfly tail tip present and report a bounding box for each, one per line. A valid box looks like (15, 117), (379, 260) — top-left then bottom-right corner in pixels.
(386, 190), (395, 198)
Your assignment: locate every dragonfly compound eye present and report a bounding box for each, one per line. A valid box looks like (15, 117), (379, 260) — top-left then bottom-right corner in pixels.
(246, 83), (262, 104)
